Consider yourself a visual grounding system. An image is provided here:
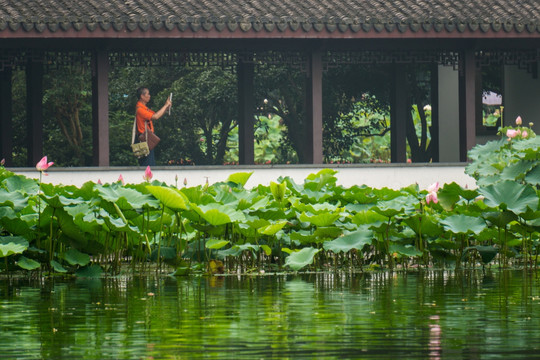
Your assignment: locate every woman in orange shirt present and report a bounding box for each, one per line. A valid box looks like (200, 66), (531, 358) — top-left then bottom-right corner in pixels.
(135, 87), (172, 166)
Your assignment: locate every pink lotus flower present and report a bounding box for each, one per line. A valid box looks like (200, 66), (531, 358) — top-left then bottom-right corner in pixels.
(143, 166), (153, 182)
(36, 156), (54, 172)
(183, 177), (188, 186)
(407, 158), (412, 163)
(515, 116), (522, 125)
(426, 191), (438, 204)
(427, 182), (440, 193)
(522, 130), (529, 138)
(506, 129), (519, 139)
(118, 174), (125, 185)
(0, 158), (5, 166)
(97, 179), (102, 185)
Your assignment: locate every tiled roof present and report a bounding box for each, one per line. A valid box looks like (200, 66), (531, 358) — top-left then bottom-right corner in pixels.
(0, 0), (539, 37)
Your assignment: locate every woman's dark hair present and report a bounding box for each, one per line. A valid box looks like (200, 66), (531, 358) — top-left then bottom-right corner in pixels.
(136, 87), (148, 100)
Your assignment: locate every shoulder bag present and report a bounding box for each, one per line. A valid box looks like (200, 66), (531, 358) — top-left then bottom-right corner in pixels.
(139, 121), (161, 151)
(131, 117), (150, 158)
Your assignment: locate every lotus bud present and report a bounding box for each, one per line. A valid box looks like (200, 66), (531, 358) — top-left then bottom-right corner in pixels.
(36, 156), (54, 172)
(515, 116), (522, 125)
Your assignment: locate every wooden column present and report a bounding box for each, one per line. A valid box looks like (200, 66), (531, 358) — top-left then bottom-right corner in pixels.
(430, 64), (440, 162)
(26, 57), (44, 166)
(459, 48), (477, 162)
(305, 50), (323, 164)
(0, 67), (13, 165)
(91, 50), (110, 166)
(237, 59), (255, 165)
(390, 64), (408, 163)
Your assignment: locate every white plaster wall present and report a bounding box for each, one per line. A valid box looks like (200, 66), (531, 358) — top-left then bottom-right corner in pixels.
(11, 165), (476, 190)
(504, 65), (540, 134)
(438, 65), (460, 162)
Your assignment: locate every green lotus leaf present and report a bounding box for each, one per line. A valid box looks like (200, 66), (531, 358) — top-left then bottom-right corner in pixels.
(323, 228), (373, 253)
(304, 169), (337, 191)
(466, 139), (505, 163)
(150, 247), (177, 261)
(290, 229), (317, 244)
(351, 210), (388, 226)
(258, 220), (288, 235)
(313, 226), (343, 240)
(482, 211), (518, 228)
(195, 203), (245, 226)
(98, 185), (160, 211)
(299, 211), (340, 227)
(512, 136), (540, 153)
(147, 185), (189, 210)
(372, 196), (416, 218)
(63, 248), (91, 266)
(402, 213), (443, 237)
(441, 214), (487, 235)
(227, 172), (253, 187)
(284, 247), (320, 271)
(2, 175), (39, 195)
(16, 256), (41, 270)
(218, 244), (259, 258)
(389, 244), (423, 258)
(438, 182), (478, 205)
(270, 181), (286, 202)
(0, 189), (28, 211)
(75, 264), (103, 278)
(0, 207), (34, 236)
(50, 260), (68, 273)
(260, 245), (272, 256)
(0, 236), (29, 257)
(206, 239), (230, 250)
(478, 180), (538, 215)
(301, 189), (332, 203)
(525, 164), (540, 186)
(56, 208), (88, 245)
(500, 161), (536, 181)
(291, 200), (339, 214)
(465, 245), (498, 264)
(41, 193), (84, 209)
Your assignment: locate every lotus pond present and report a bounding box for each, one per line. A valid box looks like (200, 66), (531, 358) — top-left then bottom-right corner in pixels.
(1, 270), (540, 359)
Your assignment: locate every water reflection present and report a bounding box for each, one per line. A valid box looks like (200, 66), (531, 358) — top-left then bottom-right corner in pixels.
(1, 270), (539, 359)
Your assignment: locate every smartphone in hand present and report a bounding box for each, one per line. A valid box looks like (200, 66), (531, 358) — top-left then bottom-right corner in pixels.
(169, 93), (173, 115)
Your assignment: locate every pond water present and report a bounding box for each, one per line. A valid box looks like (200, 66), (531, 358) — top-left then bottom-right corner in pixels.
(1, 270), (540, 359)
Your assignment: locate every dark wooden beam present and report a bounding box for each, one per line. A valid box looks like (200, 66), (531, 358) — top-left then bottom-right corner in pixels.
(237, 59), (255, 165)
(26, 57), (44, 166)
(91, 49), (110, 166)
(305, 50), (323, 164)
(0, 67), (13, 165)
(390, 64), (408, 163)
(459, 48), (478, 162)
(430, 64), (440, 162)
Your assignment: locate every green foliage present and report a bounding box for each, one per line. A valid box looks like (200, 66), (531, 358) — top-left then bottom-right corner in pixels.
(0, 151), (539, 275)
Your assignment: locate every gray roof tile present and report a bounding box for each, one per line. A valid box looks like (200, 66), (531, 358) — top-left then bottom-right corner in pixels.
(0, 0), (539, 36)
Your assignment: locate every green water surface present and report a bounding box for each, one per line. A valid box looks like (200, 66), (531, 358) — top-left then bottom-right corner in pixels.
(1, 270), (540, 359)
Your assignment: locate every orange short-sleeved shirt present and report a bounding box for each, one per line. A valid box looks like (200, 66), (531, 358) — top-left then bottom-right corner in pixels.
(136, 101), (155, 134)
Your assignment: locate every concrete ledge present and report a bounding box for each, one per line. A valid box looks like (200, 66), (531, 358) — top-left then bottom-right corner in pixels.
(9, 163), (477, 190)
